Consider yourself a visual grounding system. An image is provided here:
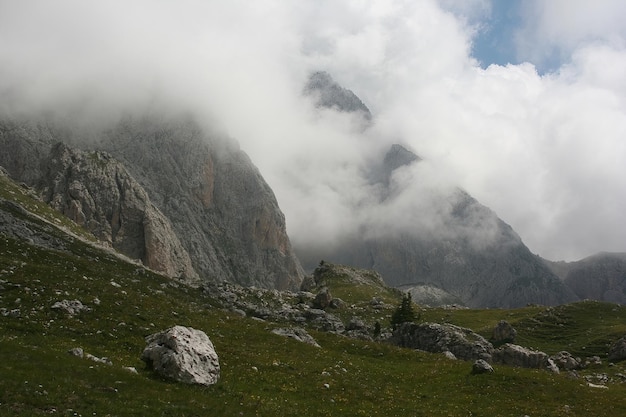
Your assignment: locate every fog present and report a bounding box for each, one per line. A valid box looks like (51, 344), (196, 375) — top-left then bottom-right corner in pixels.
(1, 0), (625, 261)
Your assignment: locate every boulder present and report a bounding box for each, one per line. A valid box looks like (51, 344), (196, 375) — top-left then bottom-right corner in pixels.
(491, 320), (517, 344)
(141, 326), (220, 386)
(492, 343), (549, 369)
(314, 287), (332, 309)
(471, 359), (494, 374)
(550, 351), (581, 371)
(271, 327), (320, 348)
(608, 335), (626, 362)
(51, 299), (91, 316)
(389, 322), (493, 361)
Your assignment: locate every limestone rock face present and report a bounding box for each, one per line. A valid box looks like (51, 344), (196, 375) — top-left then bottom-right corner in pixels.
(0, 116), (303, 290)
(97, 116), (303, 290)
(545, 252), (626, 304)
(389, 322), (494, 361)
(141, 326), (220, 386)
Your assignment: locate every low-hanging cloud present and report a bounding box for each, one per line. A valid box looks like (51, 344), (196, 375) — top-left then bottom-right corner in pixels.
(1, 0), (625, 261)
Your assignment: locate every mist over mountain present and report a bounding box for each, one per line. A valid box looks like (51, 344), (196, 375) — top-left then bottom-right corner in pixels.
(296, 72), (578, 308)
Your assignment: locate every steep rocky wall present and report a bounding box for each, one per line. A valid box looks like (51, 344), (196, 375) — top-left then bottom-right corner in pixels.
(0, 125), (199, 283)
(97, 116), (303, 290)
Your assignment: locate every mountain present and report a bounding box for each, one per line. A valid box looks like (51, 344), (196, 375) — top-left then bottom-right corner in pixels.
(298, 72), (578, 308)
(0, 116), (303, 290)
(304, 71), (372, 122)
(2, 168), (626, 415)
(544, 253), (626, 304)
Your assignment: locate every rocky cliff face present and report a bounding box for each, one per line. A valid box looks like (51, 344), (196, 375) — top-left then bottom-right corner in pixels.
(95, 116), (303, 290)
(302, 177), (578, 308)
(544, 253), (626, 304)
(0, 116), (303, 290)
(0, 123), (198, 283)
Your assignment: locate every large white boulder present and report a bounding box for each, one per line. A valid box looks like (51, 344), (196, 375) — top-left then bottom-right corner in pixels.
(141, 326), (220, 385)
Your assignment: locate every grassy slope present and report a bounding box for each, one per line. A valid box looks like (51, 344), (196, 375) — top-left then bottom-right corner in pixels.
(2, 178), (626, 416)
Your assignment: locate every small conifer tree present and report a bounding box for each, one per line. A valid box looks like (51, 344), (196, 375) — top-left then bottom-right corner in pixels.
(390, 292), (418, 330)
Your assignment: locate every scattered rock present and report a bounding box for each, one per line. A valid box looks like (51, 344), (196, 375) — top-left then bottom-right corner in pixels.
(491, 320), (517, 344)
(584, 356), (602, 368)
(51, 300), (91, 316)
(68, 347), (112, 365)
(550, 351), (581, 371)
(68, 347), (84, 358)
(123, 366), (138, 374)
(271, 327), (320, 348)
(471, 359), (494, 374)
(141, 325), (220, 386)
(389, 322), (493, 361)
(85, 353), (113, 366)
(492, 343), (549, 369)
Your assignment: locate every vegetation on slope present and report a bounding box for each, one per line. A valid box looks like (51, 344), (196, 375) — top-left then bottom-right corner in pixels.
(2, 173), (626, 416)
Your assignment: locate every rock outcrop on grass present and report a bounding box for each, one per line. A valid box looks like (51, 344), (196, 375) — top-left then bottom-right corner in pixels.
(492, 343), (549, 369)
(141, 326), (220, 386)
(388, 322), (494, 361)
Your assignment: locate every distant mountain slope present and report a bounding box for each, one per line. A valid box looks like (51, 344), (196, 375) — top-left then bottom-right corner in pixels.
(297, 73), (578, 308)
(0, 115), (303, 290)
(544, 253), (626, 304)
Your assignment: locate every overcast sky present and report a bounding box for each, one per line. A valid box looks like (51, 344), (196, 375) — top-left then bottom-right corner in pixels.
(1, 0), (625, 261)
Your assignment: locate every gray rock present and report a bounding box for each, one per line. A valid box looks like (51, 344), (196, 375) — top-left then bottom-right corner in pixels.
(389, 322), (493, 361)
(304, 71), (372, 121)
(141, 325), (220, 386)
(546, 358), (560, 374)
(68, 347), (84, 358)
(608, 335), (626, 362)
(492, 320), (517, 344)
(550, 351), (581, 371)
(471, 359), (494, 374)
(443, 351), (457, 360)
(51, 299), (91, 316)
(492, 343), (549, 369)
(314, 287), (332, 309)
(271, 327), (320, 348)
(97, 116), (304, 290)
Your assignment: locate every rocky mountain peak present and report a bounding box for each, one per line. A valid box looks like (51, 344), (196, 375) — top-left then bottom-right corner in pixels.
(304, 71), (372, 121)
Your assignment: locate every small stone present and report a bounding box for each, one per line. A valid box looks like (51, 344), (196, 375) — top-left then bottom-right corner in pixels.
(68, 347), (84, 358)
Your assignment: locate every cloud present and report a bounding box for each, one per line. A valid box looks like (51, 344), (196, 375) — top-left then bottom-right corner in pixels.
(515, 0), (626, 70)
(1, 0), (625, 261)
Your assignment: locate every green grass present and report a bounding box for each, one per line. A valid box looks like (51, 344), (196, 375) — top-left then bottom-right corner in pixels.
(2, 176), (626, 416)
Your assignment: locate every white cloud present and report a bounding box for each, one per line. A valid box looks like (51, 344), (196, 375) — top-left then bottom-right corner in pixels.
(1, 0), (625, 261)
